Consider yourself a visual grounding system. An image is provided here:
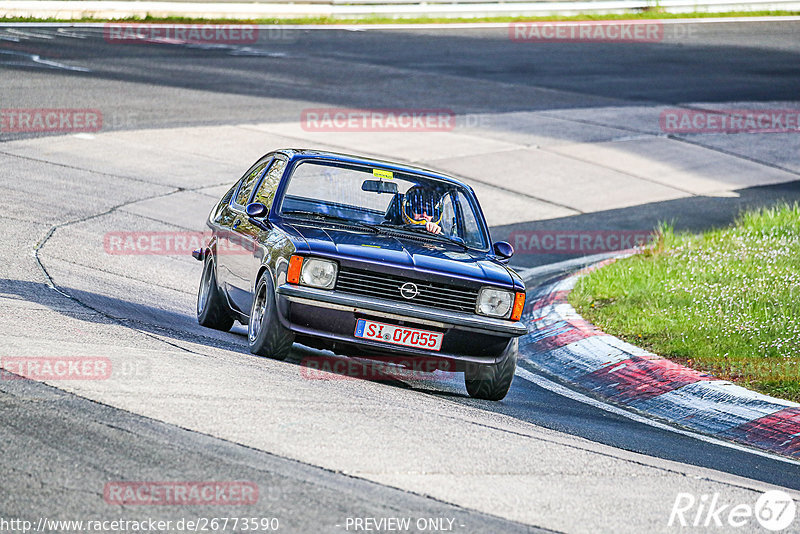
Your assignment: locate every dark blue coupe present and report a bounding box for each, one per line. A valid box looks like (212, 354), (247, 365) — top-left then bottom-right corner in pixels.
(194, 149), (527, 400)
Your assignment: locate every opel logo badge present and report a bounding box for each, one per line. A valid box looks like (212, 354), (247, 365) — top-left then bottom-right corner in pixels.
(400, 282), (419, 300)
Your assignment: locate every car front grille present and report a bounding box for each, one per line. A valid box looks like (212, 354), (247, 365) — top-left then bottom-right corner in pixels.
(335, 267), (479, 313)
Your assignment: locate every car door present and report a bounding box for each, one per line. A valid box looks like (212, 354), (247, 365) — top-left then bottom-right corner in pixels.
(227, 156), (288, 315)
(220, 157), (272, 313)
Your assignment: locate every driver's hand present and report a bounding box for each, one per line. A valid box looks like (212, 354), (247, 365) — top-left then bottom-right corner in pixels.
(426, 221), (442, 234)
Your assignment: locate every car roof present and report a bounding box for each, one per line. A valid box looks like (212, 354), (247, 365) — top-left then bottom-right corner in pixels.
(273, 148), (472, 189)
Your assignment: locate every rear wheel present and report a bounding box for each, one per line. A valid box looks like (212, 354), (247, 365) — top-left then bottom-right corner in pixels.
(197, 255), (234, 331)
(464, 338), (518, 401)
(248, 272), (295, 360)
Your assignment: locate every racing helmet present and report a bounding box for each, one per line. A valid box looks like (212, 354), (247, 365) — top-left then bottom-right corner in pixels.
(401, 186), (443, 226)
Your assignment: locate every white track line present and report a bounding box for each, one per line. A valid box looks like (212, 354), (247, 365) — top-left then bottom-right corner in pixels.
(0, 49), (91, 71)
(0, 17), (799, 30)
(514, 365), (800, 467)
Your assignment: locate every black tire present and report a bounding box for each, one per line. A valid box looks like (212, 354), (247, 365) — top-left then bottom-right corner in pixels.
(197, 255), (234, 331)
(248, 272), (295, 360)
(464, 338), (518, 401)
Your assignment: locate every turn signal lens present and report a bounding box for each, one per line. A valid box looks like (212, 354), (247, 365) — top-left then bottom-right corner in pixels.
(287, 255), (303, 284)
(511, 292), (526, 321)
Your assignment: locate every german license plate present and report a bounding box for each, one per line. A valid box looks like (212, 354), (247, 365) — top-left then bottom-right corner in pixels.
(354, 319), (443, 351)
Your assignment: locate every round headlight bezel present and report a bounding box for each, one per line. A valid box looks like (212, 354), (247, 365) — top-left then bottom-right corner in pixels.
(476, 287), (514, 319)
(299, 258), (338, 290)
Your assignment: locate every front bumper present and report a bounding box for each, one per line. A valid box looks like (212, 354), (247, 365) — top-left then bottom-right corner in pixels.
(276, 284), (527, 364)
(277, 284), (528, 337)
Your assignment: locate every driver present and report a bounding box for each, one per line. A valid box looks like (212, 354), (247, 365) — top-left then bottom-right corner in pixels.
(401, 186), (443, 235)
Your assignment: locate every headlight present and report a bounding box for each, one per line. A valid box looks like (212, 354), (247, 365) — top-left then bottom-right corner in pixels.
(476, 287), (513, 318)
(299, 258), (337, 289)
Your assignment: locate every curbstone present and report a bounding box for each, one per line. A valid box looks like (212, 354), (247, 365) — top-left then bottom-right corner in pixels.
(520, 259), (800, 459)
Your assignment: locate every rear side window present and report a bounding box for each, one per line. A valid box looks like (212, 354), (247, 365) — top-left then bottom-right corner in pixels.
(215, 183), (237, 217)
(233, 159), (270, 207)
(252, 157), (288, 209)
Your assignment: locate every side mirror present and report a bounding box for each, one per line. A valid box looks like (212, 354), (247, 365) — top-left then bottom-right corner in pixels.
(246, 202), (270, 231)
(492, 241), (514, 260)
(246, 202), (268, 218)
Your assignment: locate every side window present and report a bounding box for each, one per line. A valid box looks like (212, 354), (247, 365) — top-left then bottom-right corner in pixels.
(440, 193), (457, 238)
(253, 157), (288, 210)
(233, 159), (270, 207)
(456, 191), (486, 248)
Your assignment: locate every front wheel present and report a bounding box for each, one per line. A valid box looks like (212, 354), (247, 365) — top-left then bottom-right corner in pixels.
(197, 255), (234, 331)
(248, 272), (295, 360)
(464, 338), (518, 401)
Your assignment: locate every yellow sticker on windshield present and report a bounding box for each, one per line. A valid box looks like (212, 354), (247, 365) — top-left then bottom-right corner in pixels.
(373, 169), (394, 180)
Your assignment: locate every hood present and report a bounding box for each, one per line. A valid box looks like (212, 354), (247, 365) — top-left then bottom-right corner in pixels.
(286, 223), (514, 287)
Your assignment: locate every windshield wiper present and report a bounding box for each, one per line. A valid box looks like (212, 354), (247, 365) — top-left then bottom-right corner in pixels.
(382, 224), (471, 251)
(283, 210), (380, 233)
(429, 233), (470, 251)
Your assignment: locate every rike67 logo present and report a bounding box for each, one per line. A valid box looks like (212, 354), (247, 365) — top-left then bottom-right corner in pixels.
(669, 490), (796, 531)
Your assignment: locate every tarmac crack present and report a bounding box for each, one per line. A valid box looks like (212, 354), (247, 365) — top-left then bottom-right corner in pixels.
(24, 164), (233, 359)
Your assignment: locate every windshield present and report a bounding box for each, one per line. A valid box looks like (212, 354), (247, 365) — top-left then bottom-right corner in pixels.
(278, 160), (488, 249)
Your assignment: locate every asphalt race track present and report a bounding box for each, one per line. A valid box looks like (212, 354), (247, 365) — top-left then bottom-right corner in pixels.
(2, 21), (800, 533)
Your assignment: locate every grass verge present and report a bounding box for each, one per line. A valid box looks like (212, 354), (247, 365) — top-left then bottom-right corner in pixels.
(1, 10), (799, 25)
(569, 203), (800, 402)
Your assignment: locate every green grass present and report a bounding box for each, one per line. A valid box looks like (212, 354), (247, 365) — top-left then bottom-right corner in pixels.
(569, 203), (800, 402)
(1, 10), (799, 25)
